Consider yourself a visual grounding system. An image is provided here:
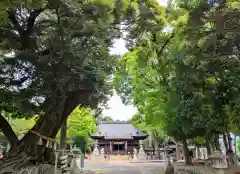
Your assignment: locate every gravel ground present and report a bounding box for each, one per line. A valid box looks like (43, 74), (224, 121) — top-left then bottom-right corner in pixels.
(83, 160), (165, 174)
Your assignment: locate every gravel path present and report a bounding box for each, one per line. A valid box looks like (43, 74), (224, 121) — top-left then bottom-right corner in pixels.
(83, 161), (165, 174)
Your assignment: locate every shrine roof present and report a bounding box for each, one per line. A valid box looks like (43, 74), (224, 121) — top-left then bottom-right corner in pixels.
(90, 121), (147, 140)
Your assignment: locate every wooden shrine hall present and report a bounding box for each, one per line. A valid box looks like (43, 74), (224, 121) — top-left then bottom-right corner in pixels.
(90, 121), (148, 155)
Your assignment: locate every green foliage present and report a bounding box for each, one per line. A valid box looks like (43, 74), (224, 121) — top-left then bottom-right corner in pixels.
(0, 0), (171, 149)
(11, 118), (36, 136)
(98, 116), (113, 121)
(0, 0), (169, 129)
(74, 136), (88, 153)
(237, 140), (240, 154)
(56, 106), (96, 149)
(115, 0), (240, 146)
(194, 136), (206, 145)
(67, 107), (96, 139)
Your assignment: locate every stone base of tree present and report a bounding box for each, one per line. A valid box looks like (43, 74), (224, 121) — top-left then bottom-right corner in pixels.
(1, 164), (95, 174)
(175, 165), (232, 174)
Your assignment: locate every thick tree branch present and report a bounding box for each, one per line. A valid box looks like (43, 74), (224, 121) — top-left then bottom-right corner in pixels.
(155, 31), (175, 58)
(7, 10), (24, 35)
(8, 8), (45, 49)
(26, 9), (45, 34)
(0, 114), (18, 147)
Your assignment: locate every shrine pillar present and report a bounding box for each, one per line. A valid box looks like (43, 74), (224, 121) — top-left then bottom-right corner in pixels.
(109, 140), (112, 155)
(125, 141), (128, 154)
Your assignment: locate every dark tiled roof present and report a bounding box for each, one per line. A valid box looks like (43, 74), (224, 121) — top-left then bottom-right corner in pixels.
(90, 121), (147, 139)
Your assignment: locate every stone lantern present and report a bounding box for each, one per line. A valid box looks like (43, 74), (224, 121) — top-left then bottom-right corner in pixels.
(208, 151), (227, 174)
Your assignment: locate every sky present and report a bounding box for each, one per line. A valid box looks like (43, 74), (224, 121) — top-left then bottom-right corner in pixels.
(101, 0), (167, 121)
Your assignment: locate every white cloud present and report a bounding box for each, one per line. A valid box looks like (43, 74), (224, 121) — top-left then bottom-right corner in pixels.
(110, 39), (128, 55)
(105, 40), (136, 121)
(102, 92), (138, 121)
(158, 0), (168, 6)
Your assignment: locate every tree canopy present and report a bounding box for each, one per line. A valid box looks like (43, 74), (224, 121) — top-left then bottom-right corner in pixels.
(115, 0), (240, 164)
(0, 0), (167, 170)
(1, 0), (240, 169)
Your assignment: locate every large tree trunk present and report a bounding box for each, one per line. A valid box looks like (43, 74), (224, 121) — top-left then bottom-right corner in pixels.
(154, 140), (160, 160)
(234, 135), (237, 154)
(227, 132), (233, 151)
(206, 140), (213, 155)
(0, 91), (88, 173)
(60, 120), (67, 150)
(214, 134), (221, 151)
(182, 139), (192, 165)
(0, 114), (18, 148)
(176, 144), (181, 160)
(223, 132), (229, 153)
(148, 131), (152, 148)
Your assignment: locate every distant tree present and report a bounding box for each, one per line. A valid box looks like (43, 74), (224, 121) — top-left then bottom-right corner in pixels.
(56, 106), (96, 150)
(99, 116), (113, 121)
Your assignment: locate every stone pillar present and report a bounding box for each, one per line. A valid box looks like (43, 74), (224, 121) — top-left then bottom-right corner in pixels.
(150, 152), (153, 160)
(203, 148), (208, 159)
(199, 148), (204, 159)
(164, 155), (174, 174)
(125, 141), (128, 153)
(195, 148), (199, 159)
(109, 141), (112, 155)
(100, 148), (105, 160)
(138, 141), (147, 160)
(91, 140), (100, 160)
(133, 148), (138, 160)
(176, 145), (181, 160)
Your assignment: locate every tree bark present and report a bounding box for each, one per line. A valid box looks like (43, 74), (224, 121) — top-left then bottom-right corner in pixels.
(60, 120), (67, 150)
(223, 132), (229, 153)
(227, 132), (233, 151)
(154, 140), (160, 160)
(176, 144), (181, 160)
(182, 139), (192, 165)
(214, 134), (221, 151)
(0, 114), (18, 148)
(234, 135), (237, 154)
(206, 141), (213, 155)
(0, 90), (92, 173)
(148, 131), (152, 148)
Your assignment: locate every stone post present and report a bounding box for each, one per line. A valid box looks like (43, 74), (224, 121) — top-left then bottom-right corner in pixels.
(164, 155), (174, 174)
(91, 140), (100, 160)
(208, 151), (227, 174)
(133, 148), (138, 160)
(176, 144), (181, 160)
(59, 154), (69, 174)
(100, 148), (105, 160)
(195, 147), (199, 159)
(203, 147), (208, 159)
(199, 148), (204, 159)
(138, 141), (146, 160)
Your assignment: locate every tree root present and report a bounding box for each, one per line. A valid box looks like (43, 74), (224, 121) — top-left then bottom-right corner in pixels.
(0, 152), (32, 174)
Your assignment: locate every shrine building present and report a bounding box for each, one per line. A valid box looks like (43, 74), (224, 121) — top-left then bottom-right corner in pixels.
(90, 121), (147, 155)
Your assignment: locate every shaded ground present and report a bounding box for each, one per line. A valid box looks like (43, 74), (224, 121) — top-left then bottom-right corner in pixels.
(82, 160), (165, 174)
